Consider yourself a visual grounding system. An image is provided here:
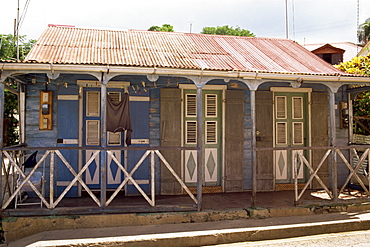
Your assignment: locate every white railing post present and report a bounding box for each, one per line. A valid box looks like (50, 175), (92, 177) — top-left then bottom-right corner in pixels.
(50, 150), (55, 207)
(293, 150), (298, 203)
(151, 150), (155, 205)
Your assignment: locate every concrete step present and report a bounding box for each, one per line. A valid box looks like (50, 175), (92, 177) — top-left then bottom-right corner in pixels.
(10, 211), (370, 247)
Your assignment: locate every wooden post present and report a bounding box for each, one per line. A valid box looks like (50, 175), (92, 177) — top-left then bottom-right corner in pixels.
(100, 78), (108, 208)
(196, 85), (203, 211)
(329, 91), (338, 200)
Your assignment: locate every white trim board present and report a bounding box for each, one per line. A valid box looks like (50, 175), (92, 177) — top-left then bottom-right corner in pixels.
(179, 84), (227, 90)
(270, 87), (312, 93)
(77, 80), (130, 88)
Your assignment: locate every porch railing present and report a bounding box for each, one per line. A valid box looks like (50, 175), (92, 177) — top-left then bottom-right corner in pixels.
(1, 147), (198, 212)
(292, 145), (370, 203)
(256, 145), (370, 205)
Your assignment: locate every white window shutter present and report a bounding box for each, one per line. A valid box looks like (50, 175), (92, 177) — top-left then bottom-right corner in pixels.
(186, 121), (197, 144)
(108, 92), (121, 103)
(186, 94), (196, 117)
(108, 132), (121, 145)
(86, 120), (100, 145)
(86, 91), (100, 117)
(276, 96), (286, 119)
(206, 121), (217, 143)
(293, 97), (303, 119)
(206, 94), (217, 117)
(293, 122), (304, 144)
(276, 122), (287, 144)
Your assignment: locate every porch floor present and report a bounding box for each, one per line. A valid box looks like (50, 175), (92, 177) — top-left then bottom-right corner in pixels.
(4, 188), (370, 217)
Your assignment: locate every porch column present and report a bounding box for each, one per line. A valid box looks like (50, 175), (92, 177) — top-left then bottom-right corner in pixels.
(328, 89), (338, 200)
(250, 89), (257, 207)
(100, 77), (108, 207)
(241, 79), (263, 207)
(0, 82), (4, 204)
(196, 84), (203, 211)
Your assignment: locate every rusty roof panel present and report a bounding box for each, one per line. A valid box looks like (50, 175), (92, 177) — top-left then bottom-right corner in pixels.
(25, 26), (345, 75)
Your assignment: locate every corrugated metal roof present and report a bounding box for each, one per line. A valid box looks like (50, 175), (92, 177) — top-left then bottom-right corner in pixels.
(25, 26), (345, 76)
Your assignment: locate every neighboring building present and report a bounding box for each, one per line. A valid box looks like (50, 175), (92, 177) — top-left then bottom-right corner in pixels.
(303, 42), (361, 64)
(1, 26), (370, 215)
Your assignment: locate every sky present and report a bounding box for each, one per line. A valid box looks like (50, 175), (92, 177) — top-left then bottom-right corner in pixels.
(1, 0), (370, 45)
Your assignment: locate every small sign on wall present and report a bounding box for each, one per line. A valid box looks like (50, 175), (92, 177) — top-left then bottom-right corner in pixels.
(39, 91), (53, 130)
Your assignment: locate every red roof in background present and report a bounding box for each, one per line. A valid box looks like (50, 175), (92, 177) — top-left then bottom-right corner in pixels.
(25, 26), (345, 76)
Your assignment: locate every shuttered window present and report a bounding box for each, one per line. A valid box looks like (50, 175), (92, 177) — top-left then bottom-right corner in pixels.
(206, 94), (217, 117)
(186, 121), (197, 144)
(108, 92), (121, 103)
(293, 122), (304, 144)
(275, 96), (286, 119)
(276, 122), (287, 144)
(86, 91), (100, 117)
(86, 120), (100, 145)
(108, 132), (121, 145)
(292, 97), (303, 119)
(206, 121), (217, 143)
(186, 94), (196, 117)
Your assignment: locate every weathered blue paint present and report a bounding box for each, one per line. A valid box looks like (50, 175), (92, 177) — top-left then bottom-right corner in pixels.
(25, 83), (58, 147)
(243, 89), (253, 190)
(149, 88), (161, 194)
(56, 85), (79, 197)
(20, 74), (352, 199)
(127, 87), (150, 195)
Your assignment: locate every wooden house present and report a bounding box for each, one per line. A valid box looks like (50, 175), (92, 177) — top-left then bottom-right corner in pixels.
(303, 42), (361, 64)
(1, 25), (370, 216)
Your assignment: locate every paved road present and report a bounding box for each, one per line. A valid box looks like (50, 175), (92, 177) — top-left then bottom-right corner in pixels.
(210, 229), (370, 246)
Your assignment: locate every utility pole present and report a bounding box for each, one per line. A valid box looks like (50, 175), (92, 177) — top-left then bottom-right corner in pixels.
(285, 0), (289, 39)
(15, 0), (20, 61)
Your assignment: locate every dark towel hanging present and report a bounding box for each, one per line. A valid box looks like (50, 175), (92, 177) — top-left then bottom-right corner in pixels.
(22, 151), (38, 168)
(106, 93), (132, 146)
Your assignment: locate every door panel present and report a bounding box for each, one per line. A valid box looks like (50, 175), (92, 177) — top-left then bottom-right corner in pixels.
(82, 88), (150, 193)
(126, 95), (150, 195)
(256, 91), (274, 191)
(274, 92), (308, 184)
(183, 90), (222, 186)
(56, 87), (79, 197)
(160, 88), (182, 195)
(224, 90), (244, 192)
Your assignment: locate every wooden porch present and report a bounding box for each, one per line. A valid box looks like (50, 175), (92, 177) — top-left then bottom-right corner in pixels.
(1, 144), (370, 217)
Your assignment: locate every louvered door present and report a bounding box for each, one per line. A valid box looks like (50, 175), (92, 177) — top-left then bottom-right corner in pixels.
(183, 90), (222, 186)
(83, 89), (126, 190)
(274, 92), (308, 184)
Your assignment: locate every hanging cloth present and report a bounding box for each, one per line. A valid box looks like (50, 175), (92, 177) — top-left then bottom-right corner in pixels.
(106, 93), (132, 146)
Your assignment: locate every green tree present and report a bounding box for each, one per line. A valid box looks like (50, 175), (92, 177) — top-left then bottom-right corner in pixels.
(0, 34), (36, 60)
(358, 17), (370, 45)
(201, 25), (255, 37)
(1, 34), (36, 146)
(335, 55), (370, 134)
(148, 24), (174, 32)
